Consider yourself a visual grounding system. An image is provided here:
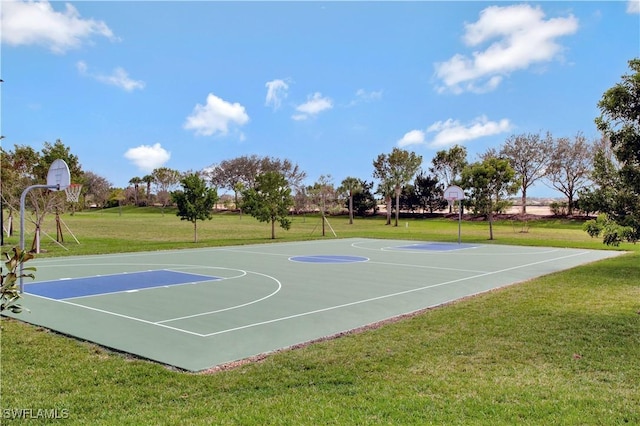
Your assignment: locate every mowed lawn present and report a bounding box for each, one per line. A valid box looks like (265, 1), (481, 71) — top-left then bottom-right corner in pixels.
(1, 208), (638, 424)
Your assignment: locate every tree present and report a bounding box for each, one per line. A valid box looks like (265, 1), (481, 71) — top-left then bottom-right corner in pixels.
(1, 145), (40, 235)
(577, 137), (620, 216)
(461, 157), (517, 240)
(308, 175), (337, 236)
(413, 171), (447, 214)
(585, 58), (640, 244)
(142, 174), (154, 205)
(83, 171), (112, 209)
(337, 176), (362, 224)
(429, 145), (468, 189)
(128, 176), (143, 206)
(35, 139), (82, 183)
(1, 248), (36, 314)
(373, 148), (423, 226)
(399, 184), (419, 213)
(376, 179), (394, 225)
(3, 140), (82, 252)
(171, 173), (218, 243)
(500, 132), (553, 215)
(152, 167), (181, 208)
(351, 180), (377, 217)
(241, 171), (294, 239)
(545, 133), (594, 215)
(208, 155), (306, 208)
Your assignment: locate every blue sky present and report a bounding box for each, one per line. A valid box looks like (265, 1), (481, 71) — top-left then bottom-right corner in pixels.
(1, 1), (639, 198)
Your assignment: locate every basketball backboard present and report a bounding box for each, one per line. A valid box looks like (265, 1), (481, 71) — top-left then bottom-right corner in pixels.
(444, 185), (465, 201)
(47, 159), (71, 191)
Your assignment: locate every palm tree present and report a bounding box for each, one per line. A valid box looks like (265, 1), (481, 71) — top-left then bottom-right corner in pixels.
(128, 176), (142, 206)
(338, 176), (362, 225)
(142, 174), (154, 205)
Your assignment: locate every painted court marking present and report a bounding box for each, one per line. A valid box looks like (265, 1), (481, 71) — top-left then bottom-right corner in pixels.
(25, 270), (219, 300)
(26, 267), (284, 337)
(29, 248), (593, 338)
(10, 238), (625, 371)
(289, 255), (369, 263)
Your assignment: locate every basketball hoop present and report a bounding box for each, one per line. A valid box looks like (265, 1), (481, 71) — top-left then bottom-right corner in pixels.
(443, 185), (465, 244)
(64, 184), (82, 203)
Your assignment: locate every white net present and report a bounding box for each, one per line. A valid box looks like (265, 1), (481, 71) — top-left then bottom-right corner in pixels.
(64, 184), (82, 202)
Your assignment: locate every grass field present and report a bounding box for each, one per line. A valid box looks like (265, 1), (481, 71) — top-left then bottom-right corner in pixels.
(1, 208), (638, 424)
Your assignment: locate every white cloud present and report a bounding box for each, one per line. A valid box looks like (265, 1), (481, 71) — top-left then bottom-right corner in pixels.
(183, 93), (249, 137)
(124, 143), (170, 172)
(265, 79), (289, 110)
(397, 130), (426, 147)
(434, 4), (578, 94)
(1, 0), (116, 54)
(292, 92), (333, 120)
(355, 88), (383, 102)
(77, 61), (144, 91)
(346, 89), (383, 107)
(426, 116), (512, 147)
(628, 0), (640, 13)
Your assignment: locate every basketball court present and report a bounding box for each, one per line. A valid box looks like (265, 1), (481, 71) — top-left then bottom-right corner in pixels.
(5, 238), (624, 371)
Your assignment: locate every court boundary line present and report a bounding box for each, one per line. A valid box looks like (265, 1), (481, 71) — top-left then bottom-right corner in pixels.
(26, 269), (284, 337)
(198, 249), (592, 337)
(349, 240), (565, 256)
(22, 242), (596, 340)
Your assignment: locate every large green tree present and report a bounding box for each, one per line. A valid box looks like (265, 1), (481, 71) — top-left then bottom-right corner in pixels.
(413, 171), (447, 214)
(373, 148), (423, 226)
(171, 173), (218, 243)
(241, 171), (293, 239)
(586, 58), (640, 244)
(351, 180), (377, 217)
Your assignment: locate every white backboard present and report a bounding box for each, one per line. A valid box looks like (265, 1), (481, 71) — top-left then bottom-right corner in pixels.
(47, 159), (71, 191)
(444, 185), (465, 201)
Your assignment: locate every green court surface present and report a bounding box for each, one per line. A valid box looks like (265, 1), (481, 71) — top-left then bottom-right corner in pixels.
(6, 238), (624, 371)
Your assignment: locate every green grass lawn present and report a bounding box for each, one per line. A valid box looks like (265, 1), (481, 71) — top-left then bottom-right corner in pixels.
(1, 208), (638, 424)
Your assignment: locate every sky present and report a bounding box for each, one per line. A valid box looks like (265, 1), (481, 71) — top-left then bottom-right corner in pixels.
(1, 0), (639, 198)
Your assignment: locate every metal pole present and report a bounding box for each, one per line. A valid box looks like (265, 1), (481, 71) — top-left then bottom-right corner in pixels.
(19, 184), (59, 292)
(458, 199), (462, 244)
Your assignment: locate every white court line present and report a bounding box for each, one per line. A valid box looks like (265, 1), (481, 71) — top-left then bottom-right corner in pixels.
(27, 245), (597, 339)
(217, 248), (296, 258)
(350, 240), (565, 256)
(157, 271), (282, 323)
(26, 293), (205, 337)
(28, 269), (282, 337)
(367, 260), (489, 274)
(61, 278), (221, 301)
(199, 249), (593, 337)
